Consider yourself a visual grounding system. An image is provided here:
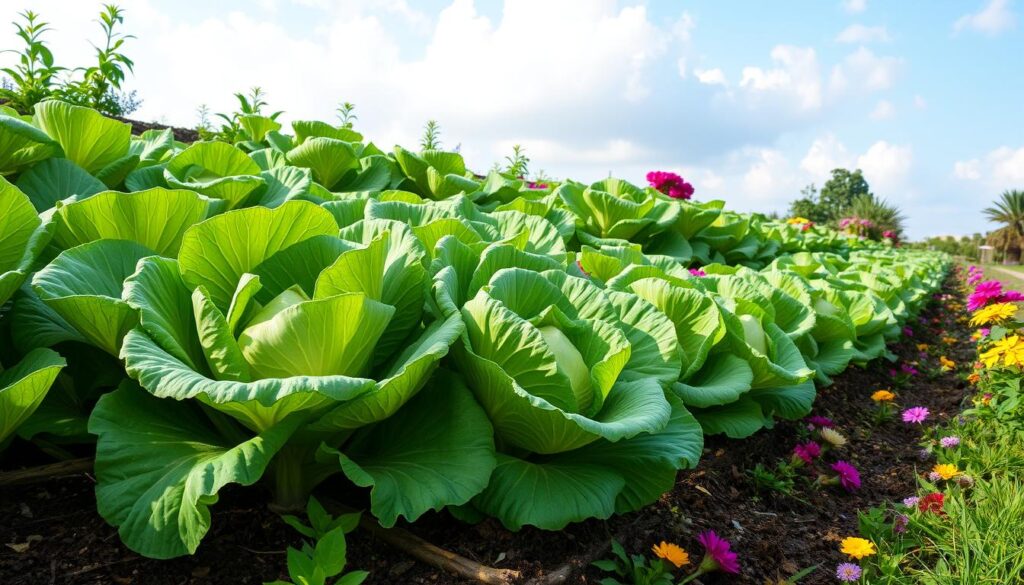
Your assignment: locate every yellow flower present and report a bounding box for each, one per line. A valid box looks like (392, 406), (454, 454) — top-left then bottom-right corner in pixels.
(970, 303), (1019, 326)
(942, 336), (957, 345)
(939, 356), (955, 371)
(840, 537), (876, 560)
(651, 541), (690, 568)
(916, 343), (930, 351)
(981, 335), (1024, 369)
(871, 389), (896, 402)
(820, 427), (847, 447)
(786, 216), (811, 225)
(933, 463), (959, 480)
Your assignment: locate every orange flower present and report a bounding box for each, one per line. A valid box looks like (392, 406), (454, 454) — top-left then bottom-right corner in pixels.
(871, 389), (896, 402)
(651, 541), (690, 568)
(968, 373), (980, 385)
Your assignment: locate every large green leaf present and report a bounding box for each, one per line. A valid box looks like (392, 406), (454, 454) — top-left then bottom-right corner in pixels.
(0, 177), (45, 304)
(33, 100), (130, 174)
(177, 201), (339, 310)
(321, 370), (496, 527)
(15, 158), (105, 211)
(0, 348), (65, 446)
(285, 137), (359, 190)
(32, 239), (154, 356)
(90, 382), (301, 559)
(0, 113), (61, 175)
(164, 141), (265, 208)
(237, 293), (395, 379)
(49, 188), (219, 255)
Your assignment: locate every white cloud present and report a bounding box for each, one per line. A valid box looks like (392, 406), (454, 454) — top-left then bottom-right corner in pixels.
(954, 159), (982, 180)
(673, 12), (695, 41)
(856, 140), (913, 193)
(677, 57), (688, 79)
(842, 0), (868, 14)
(913, 95), (928, 110)
(954, 0), (1017, 36)
(694, 68), (728, 85)
(835, 24), (891, 43)
(955, 146), (1024, 187)
(742, 148), (799, 204)
(738, 45), (822, 111)
(830, 47), (903, 94)
(869, 99), (896, 120)
(800, 134), (852, 177)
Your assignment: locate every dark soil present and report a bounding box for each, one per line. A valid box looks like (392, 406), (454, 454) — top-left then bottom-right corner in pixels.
(0, 275), (972, 585)
(112, 116), (200, 143)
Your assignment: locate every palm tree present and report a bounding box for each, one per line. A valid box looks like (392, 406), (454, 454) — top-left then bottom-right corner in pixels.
(848, 194), (907, 237)
(983, 190), (1024, 264)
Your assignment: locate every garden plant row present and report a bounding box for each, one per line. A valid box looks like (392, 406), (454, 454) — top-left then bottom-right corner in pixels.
(0, 101), (948, 563)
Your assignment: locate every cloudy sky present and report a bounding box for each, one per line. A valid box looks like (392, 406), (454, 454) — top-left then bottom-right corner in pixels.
(2, 0), (1022, 238)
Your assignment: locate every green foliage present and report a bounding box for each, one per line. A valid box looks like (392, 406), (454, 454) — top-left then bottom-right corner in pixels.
(983, 189), (1024, 263)
(787, 169), (907, 239)
(420, 119), (441, 151)
(53, 5), (139, 116)
(0, 11), (64, 113)
(268, 497), (369, 585)
(593, 539), (676, 585)
(336, 101), (357, 129)
(503, 144), (530, 179)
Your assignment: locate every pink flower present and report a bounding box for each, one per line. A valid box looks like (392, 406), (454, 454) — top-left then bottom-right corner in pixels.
(689, 268), (706, 277)
(902, 406), (929, 424)
(831, 461), (861, 492)
(900, 364), (919, 376)
(927, 471), (942, 481)
(902, 496), (920, 507)
(836, 563), (862, 581)
(940, 436), (960, 448)
(806, 416), (835, 429)
(793, 441), (821, 465)
(646, 171), (694, 200)
(696, 530), (740, 574)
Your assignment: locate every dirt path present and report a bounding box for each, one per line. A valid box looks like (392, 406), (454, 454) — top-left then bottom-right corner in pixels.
(987, 265), (1024, 289)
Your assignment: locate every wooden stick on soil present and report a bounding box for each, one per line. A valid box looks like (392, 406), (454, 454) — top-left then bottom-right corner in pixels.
(0, 457), (93, 487)
(320, 497), (521, 585)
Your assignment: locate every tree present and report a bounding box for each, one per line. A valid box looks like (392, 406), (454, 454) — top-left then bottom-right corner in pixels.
(819, 169), (871, 220)
(984, 190), (1024, 264)
(786, 169), (873, 225)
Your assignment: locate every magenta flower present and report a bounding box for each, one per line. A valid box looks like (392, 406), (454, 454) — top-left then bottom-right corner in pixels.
(968, 280), (1004, 310)
(836, 562), (862, 581)
(980, 328), (991, 337)
(689, 268), (706, 277)
(696, 530), (740, 574)
(646, 171), (694, 200)
(806, 415), (835, 429)
(902, 406), (929, 424)
(793, 441), (821, 465)
(1000, 290), (1024, 302)
(967, 272), (983, 285)
(939, 436), (960, 448)
(831, 461), (861, 492)
(903, 326), (914, 337)
(900, 364), (919, 376)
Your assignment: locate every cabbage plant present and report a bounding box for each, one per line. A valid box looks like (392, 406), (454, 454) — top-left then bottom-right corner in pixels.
(434, 242), (702, 530)
(90, 201), (495, 558)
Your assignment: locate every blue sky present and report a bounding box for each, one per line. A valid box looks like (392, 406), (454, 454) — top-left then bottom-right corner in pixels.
(2, 0), (1021, 238)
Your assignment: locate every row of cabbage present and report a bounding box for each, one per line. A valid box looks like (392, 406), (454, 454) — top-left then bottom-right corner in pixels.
(0, 101), (947, 561)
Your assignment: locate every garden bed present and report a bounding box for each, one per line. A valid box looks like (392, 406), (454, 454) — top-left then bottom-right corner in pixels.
(0, 274), (972, 585)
